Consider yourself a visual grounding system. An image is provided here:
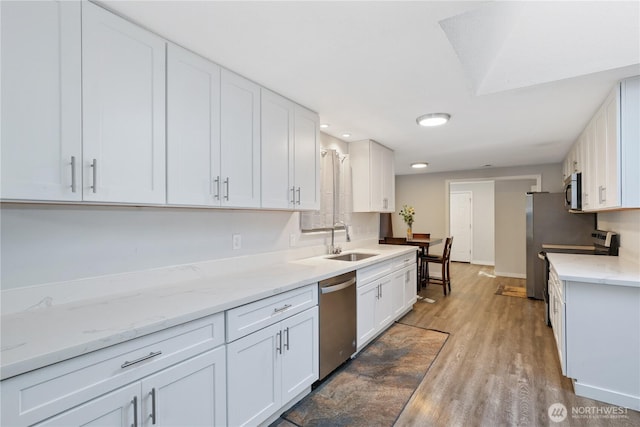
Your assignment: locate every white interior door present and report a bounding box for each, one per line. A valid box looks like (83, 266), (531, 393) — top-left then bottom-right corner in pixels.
(450, 191), (472, 262)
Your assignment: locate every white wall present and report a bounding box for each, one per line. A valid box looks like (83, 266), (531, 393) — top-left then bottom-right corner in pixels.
(598, 210), (640, 262)
(1, 133), (379, 290)
(394, 163), (562, 268)
(493, 179), (536, 278)
(450, 181), (495, 265)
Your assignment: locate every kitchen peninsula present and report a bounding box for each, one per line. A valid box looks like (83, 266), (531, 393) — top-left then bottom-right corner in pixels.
(546, 253), (640, 410)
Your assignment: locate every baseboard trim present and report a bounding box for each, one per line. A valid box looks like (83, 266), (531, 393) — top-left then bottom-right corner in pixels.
(472, 260), (495, 266)
(494, 271), (526, 279)
(573, 380), (640, 411)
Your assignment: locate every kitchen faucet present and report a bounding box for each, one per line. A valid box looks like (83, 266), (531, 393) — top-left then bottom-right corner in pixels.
(329, 221), (351, 254)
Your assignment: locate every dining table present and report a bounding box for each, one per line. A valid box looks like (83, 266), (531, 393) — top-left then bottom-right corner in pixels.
(379, 236), (444, 291)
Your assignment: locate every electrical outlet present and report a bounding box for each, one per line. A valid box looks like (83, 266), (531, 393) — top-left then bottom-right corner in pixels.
(232, 234), (241, 250)
(289, 233), (296, 247)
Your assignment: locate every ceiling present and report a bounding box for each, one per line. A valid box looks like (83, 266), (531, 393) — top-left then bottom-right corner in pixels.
(101, 1), (640, 175)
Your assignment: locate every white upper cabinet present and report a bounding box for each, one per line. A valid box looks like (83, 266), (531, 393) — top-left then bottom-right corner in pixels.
(260, 90), (319, 210)
(351, 139), (395, 212)
(220, 69), (261, 208)
(568, 76), (640, 211)
(166, 44), (221, 206)
(82, 2), (166, 204)
(1, 0), (82, 201)
(261, 89), (294, 209)
(293, 105), (321, 210)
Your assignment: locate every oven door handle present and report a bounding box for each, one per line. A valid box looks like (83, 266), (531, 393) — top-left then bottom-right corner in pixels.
(320, 278), (356, 294)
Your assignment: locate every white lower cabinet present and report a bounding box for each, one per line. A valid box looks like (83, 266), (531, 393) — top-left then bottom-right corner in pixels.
(356, 254), (417, 350)
(227, 307), (319, 427)
(1, 313), (226, 427)
(34, 348), (226, 427)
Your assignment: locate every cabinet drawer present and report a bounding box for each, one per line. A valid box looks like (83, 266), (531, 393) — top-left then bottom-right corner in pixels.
(1, 313), (224, 426)
(357, 259), (393, 286)
(226, 283), (318, 342)
(391, 253), (416, 271)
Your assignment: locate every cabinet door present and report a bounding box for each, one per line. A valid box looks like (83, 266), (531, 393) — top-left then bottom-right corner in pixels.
(227, 323), (281, 427)
(391, 268), (407, 318)
(604, 89), (620, 208)
(594, 106), (608, 208)
(381, 146), (395, 212)
(293, 105), (320, 210)
(220, 69), (261, 208)
(1, 0), (82, 201)
(281, 307), (319, 403)
(377, 276), (394, 329)
(167, 44), (221, 206)
(402, 266), (417, 311)
(34, 382), (140, 427)
(357, 281), (379, 348)
(281, 306), (319, 404)
(141, 347), (226, 427)
(369, 142), (385, 211)
(82, 2), (166, 204)
(261, 89), (294, 209)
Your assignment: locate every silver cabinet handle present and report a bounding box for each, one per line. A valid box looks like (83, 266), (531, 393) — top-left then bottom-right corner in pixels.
(131, 396), (138, 427)
(290, 187), (296, 205)
(296, 187), (301, 205)
(273, 304), (292, 314)
(380, 283), (383, 299)
(90, 159), (97, 193)
(284, 327), (290, 351)
(213, 176), (220, 200)
(121, 351), (162, 369)
(70, 156), (77, 193)
(224, 177), (230, 201)
(150, 388), (157, 425)
(276, 331), (282, 354)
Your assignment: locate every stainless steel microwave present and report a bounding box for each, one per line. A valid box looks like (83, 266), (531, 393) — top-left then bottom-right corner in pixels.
(564, 172), (582, 210)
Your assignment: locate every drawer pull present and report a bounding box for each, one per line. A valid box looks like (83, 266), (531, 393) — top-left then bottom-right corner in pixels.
(273, 304), (292, 314)
(121, 351), (162, 369)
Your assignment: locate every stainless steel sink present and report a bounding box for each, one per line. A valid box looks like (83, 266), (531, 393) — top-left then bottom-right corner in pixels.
(326, 252), (377, 262)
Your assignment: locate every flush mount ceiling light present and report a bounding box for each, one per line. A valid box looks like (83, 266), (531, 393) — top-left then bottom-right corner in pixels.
(416, 113), (451, 127)
(411, 162), (429, 169)
(341, 133), (351, 138)
(320, 123), (330, 129)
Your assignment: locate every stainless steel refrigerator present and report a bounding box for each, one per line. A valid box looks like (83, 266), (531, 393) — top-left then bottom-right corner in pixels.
(525, 192), (596, 299)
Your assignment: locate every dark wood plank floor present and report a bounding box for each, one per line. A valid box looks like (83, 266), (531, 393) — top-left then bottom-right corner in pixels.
(395, 262), (640, 427)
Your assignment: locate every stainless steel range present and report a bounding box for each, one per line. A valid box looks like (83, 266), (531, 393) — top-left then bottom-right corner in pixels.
(538, 230), (619, 325)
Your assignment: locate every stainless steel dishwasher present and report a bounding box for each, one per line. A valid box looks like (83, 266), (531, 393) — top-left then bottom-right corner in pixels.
(318, 270), (357, 380)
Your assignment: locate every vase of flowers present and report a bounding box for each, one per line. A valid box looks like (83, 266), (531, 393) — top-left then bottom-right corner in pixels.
(399, 205), (415, 239)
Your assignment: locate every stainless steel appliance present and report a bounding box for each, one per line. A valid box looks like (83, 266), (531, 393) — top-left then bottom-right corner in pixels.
(539, 230), (619, 325)
(526, 192), (596, 299)
(564, 172), (582, 211)
(318, 271), (357, 380)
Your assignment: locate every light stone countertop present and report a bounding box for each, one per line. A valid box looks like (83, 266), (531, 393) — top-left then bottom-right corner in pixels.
(547, 253), (640, 287)
(0, 244), (417, 380)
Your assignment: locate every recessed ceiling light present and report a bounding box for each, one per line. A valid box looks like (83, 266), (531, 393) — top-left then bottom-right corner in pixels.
(416, 113), (451, 127)
(341, 133), (351, 138)
(411, 162), (429, 169)
(320, 123), (330, 129)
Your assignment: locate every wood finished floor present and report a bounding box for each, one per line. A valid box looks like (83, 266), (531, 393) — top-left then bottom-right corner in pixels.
(394, 262), (640, 427)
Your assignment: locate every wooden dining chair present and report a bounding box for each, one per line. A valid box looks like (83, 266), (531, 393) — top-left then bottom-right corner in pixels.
(425, 237), (453, 295)
(411, 233), (430, 287)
